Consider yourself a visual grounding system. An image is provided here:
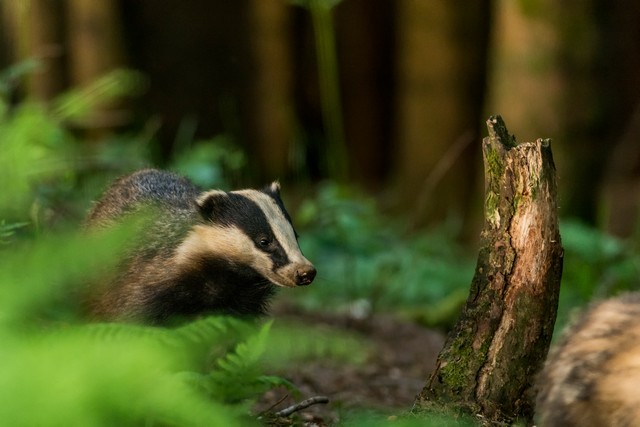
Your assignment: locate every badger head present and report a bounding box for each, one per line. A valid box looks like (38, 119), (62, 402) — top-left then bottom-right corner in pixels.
(175, 182), (316, 288)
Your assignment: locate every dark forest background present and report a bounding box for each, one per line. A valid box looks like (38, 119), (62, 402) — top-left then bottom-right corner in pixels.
(2, 0), (640, 238)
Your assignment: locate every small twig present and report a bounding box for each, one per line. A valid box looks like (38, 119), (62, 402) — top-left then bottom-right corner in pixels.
(258, 394), (290, 417)
(274, 396), (330, 417)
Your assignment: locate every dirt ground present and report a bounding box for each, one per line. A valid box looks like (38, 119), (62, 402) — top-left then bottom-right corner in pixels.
(256, 305), (446, 425)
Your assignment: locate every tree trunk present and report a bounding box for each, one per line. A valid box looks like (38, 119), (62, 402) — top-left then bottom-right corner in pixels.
(27, 0), (66, 101)
(0, 0), (66, 100)
(336, 0), (394, 188)
(393, 0), (492, 229)
(67, 0), (125, 86)
(246, 0), (294, 181)
(66, 0), (126, 134)
(414, 116), (564, 424)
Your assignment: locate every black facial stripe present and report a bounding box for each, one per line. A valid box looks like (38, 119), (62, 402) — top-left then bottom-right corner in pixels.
(267, 241), (290, 270)
(200, 192), (291, 269)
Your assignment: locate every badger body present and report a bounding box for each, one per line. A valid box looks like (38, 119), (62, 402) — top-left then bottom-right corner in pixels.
(536, 292), (640, 427)
(85, 169), (316, 324)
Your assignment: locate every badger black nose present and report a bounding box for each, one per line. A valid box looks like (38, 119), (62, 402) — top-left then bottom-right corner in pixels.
(295, 265), (317, 286)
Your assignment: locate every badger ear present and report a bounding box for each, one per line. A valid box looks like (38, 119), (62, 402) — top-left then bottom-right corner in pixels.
(263, 181), (281, 197)
(196, 190), (228, 220)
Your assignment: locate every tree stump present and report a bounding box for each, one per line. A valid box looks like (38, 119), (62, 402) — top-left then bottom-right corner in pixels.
(414, 116), (564, 424)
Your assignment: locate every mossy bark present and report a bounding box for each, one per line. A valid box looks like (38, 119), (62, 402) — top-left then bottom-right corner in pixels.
(414, 116), (564, 424)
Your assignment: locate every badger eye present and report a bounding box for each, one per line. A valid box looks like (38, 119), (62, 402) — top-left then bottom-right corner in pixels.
(258, 237), (271, 248)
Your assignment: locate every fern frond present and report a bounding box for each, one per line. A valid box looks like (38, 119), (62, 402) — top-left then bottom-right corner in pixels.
(173, 315), (251, 346)
(79, 322), (169, 342)
(204, 320), (295, 402)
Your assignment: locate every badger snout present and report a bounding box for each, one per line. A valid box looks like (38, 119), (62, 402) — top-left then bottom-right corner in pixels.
(295, 264), (316, 286)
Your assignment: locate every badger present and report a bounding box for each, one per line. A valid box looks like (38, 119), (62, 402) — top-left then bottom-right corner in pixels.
(535, 292), (640, 427)
(84, 168), (316, 324)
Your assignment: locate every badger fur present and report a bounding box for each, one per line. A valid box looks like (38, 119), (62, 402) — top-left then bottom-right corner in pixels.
(535, 292), (640, 427)
(85, 169), (316, 324)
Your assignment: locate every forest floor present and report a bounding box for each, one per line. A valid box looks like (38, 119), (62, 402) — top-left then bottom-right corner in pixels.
(255, 304), (446, 426)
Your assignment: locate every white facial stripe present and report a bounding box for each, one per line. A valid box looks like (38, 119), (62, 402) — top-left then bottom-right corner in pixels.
(174, 224), (256, 266)
(234, 190), (307, 265)
(196, 189), (226, 207)
(174, 223), (301, 288)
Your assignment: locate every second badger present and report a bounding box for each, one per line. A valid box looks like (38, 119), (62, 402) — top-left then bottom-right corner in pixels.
(85, 169), (316, 323)
(536, 292), (640, 426)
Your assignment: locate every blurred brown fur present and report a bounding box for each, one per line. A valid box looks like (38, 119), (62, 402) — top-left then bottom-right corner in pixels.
(536, 292), (640, 426)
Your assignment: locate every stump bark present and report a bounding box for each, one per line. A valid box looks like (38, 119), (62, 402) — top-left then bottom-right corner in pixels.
(414, 116), (564, 424)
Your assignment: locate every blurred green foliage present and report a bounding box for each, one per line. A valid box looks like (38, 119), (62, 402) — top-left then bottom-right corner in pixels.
(554, 219), (640, 332)
(339, 410), (480, 427)
(0, 220), (28, 244)
(0, 97), (74, 220)
(172, 134), (247, 189)
(0, 63), (150, 227)
(53, 69), (147, 123)
(293, 183), (475, 327)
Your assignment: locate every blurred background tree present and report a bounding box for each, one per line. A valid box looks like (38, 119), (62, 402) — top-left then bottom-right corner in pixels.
(2, 0), (640, 237)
